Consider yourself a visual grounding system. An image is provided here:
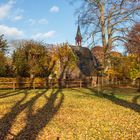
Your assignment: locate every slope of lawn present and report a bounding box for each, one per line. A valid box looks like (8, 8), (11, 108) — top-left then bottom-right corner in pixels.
(0, 87), (140, 140)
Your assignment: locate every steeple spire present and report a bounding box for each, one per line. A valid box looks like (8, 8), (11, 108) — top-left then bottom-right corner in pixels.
(75, 24), (82, 47)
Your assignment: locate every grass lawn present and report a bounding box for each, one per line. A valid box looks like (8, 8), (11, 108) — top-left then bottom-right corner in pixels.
(0, 87), (140, 140)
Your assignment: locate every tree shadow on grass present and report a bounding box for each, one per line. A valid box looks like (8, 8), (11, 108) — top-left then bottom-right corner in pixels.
(71, 88), (140, 114)
(0, 88), (64, 140)
(88, 88), (140, 114)
(0, 89), (29, 139)
(132, 94), (140, 104)
(14, 88), (64, 140)
(0, 90), (38, 105)
(0, 89), (22, 98)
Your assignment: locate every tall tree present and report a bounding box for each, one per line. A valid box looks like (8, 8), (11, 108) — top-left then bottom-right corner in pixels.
(75, 0), (140, 70)
(125, 23), (140, 61)
(12, 48), (29, 77)
(0, 35), (8, 76)
(125, 23), (140, 90)
(54, 43), (77, 80)
(12, 40), (46, 77)
(12, 40), (57, 78)
(0, 34), (8, 53)
(0, 51), (7, 76)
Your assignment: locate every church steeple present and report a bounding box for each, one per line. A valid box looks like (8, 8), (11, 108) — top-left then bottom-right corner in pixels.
(75, 25), (82, 47)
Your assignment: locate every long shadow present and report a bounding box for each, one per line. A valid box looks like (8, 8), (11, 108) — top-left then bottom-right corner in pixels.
(132, 94), (140, 104)
(0, 89), (22, 98)
(14, 89), (64, 140)
(14, 88), (64, 140)
(0, 89), (48, 140)
(89, 88), (140, 114)
(0, 90), (25, 99)
(71, 88), (140, 114)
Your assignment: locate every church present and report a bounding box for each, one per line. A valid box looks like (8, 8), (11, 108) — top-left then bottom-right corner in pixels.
(68, 25), (99, 80)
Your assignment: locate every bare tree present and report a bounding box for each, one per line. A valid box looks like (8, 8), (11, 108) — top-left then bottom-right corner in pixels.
(74, 0), (140, 70)
(125, 23), (140, 91)
(125, 23), (140, 60)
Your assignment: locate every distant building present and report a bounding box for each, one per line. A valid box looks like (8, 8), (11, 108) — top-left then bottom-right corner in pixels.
(75, 25), (82, 47)
(69, 25), (99, 80)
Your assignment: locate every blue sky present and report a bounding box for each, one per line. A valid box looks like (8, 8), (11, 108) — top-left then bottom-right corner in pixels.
(0, 0), (81, 45)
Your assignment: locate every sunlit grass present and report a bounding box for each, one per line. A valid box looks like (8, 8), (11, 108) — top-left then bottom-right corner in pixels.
(0, 88), (140, 139)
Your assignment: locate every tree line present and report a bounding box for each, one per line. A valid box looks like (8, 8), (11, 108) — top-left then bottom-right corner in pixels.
(0, 21), (139, 85)
(94, 23), (140, 85)
(0, 38), (77, 82)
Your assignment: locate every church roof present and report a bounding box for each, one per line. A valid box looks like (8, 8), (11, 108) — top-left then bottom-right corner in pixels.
(75, 25), (82, 40)
(70, 45), (99, 76)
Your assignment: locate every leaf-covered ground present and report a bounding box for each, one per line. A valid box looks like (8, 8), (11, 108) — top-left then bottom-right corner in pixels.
(0, 87), (140, 140)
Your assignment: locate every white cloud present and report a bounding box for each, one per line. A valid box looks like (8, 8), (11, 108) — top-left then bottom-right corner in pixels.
(31, 31), (56, 40)
(29, 18), (48, 25)
(11, 8), (24, 21)
(50, 6), (60, 13)
(0, 0), (15, 20)
(12, 15), (23, 21)
(38, 18), (48, 24)
(0, 24), (24, 39)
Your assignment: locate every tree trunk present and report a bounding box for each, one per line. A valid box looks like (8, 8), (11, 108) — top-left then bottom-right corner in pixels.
(30, 73), (35, 89)
(138, 79), (140, 92)
(99, 4), (107, 47)
(107, 13), (112, 52)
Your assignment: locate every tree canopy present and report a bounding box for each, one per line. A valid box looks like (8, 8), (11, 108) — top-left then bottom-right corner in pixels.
(0, 34), (8, 53)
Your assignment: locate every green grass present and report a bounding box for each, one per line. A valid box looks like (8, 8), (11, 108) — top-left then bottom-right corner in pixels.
(0, 88), (140, 140)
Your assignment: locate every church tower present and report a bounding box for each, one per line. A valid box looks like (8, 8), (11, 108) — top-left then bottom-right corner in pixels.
(75, 25), (82, 47)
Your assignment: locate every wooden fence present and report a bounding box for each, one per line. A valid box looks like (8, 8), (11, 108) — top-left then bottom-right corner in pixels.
(0, 80), (90, 90)
(0, 78), (139, 90)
